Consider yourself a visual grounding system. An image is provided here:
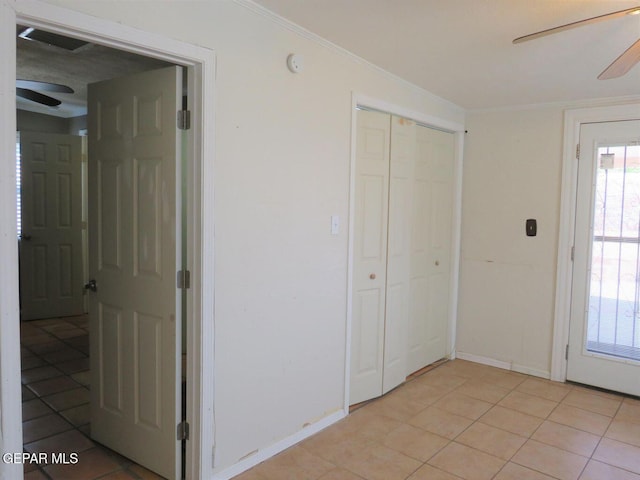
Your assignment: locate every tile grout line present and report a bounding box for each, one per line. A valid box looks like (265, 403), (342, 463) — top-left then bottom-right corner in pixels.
(22, 317), (91, 479)
(236, 360), (640, 480)
(21, 316), (154, 480)
(459, 373), (541, 480)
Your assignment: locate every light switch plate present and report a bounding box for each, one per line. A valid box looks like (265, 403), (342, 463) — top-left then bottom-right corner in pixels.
(331, 215), (340, 235)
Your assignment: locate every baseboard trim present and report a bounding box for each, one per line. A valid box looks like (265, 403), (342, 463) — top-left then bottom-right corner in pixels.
(511, 363), (551, 380)
(211, 409), (346, 480)
(455, 351), (551, 380)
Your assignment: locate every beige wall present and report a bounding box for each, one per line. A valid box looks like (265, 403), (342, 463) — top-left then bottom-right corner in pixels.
(9, 2), (638, 478)
(17, 110), (68, 133)
(457, 107), (563, 377)
(31, 0), (465, 473)
(17, 110), (86, 134)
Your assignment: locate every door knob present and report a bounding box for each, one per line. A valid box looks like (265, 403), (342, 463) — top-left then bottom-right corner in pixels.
(369, 273), (376, 279)
(20, 234), (31, 241)
(435, 260), (440, 266)
(84, 279), (97, 292)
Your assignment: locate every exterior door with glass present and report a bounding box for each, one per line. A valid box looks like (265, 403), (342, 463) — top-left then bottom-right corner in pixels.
(567, 120), (640, 396)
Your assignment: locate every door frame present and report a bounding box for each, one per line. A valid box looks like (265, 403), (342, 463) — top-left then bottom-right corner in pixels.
(344, 93), (465, 410)
(551, 102), (640, 383)
(0, 2), (216, 479)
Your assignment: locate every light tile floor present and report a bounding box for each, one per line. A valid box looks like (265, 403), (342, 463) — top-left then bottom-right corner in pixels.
(21, 316), (165, 480)
(235, 360), (640, 480)
(23, 317), (640, 480)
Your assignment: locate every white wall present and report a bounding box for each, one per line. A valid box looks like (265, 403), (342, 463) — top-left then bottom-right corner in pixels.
(457, 107), (563, 378)
(16, 110), (87, 134)
(67, 114), (87, 135)
(16, 110), (68, 133)
(20, 0), (464, 474)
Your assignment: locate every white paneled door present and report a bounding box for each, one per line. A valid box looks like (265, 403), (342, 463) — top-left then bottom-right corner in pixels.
(407, 126), (454, 373)
(568, 120), (640, 396)
(350, 110), (454, 405)
(383, 115), (415, 394)
(87, 66), (183, 480)
(350, 110), (391, 405)
(19, 132), (83, 321)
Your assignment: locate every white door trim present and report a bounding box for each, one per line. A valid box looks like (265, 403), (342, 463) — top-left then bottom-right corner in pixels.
(551, 102), (640, 383)
(0, 2), (216, 479)
(344, 93), (465, 411)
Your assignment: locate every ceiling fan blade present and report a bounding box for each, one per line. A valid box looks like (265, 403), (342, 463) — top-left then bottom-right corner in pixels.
(513, 6), (640, 44)
(16, 79), (74, 93)
(599, 38), (640, 79)
(16, 87), (61, 107)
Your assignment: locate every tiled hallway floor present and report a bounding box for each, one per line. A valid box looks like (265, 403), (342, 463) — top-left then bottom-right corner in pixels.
(21, 316), (164, 480)
(235, 360), (640, 480)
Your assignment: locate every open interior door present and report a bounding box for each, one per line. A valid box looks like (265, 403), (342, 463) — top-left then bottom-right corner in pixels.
(87, 66), (183, 479)
(19, 132), (83, 320)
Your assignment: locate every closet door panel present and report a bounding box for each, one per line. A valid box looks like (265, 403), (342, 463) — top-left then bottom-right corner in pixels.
(350, 110), (390, 405)
(382, 116), (415, 394)
(407, 126), (455, 373)
(351, 111), (456, 404)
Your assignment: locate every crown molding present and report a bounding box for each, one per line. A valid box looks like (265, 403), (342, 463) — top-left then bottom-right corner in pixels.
(467, 94), (640, 114)
(233, 0), (464, 115)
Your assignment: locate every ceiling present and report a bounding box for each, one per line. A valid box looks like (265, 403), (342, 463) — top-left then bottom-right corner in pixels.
(253, 0), (640, 110)
(17, 27), (170, 118)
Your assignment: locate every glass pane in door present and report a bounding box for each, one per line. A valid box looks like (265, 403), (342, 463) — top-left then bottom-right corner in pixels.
(588, 143), (640, 361)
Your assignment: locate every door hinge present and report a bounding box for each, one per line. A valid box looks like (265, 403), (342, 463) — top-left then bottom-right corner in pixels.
(177, 270), (191, 289)
(177, 421), (190, 440)
(571, 246), (575, 261)
(177, 109), (191, 130)
(576, 144), (580, 160)
(565, 344), (569, 360)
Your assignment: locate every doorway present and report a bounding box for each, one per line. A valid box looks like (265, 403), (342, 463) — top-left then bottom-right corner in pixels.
(567, 119), (640, 396)
(18, 30), (184, 479)
(1, 4), (216, 479)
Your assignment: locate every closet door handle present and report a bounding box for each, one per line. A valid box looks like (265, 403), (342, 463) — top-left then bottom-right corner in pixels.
(369, 273), (376, 280)
(435, 260), (440, 266)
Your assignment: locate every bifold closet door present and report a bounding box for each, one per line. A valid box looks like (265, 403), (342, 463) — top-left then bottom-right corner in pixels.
(350, 110), (391, 405)
(382, 115), (415, 394)
(350, 111), (415, 405)
(350, 109), (454, 405)
(407, 125), (455, 374)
